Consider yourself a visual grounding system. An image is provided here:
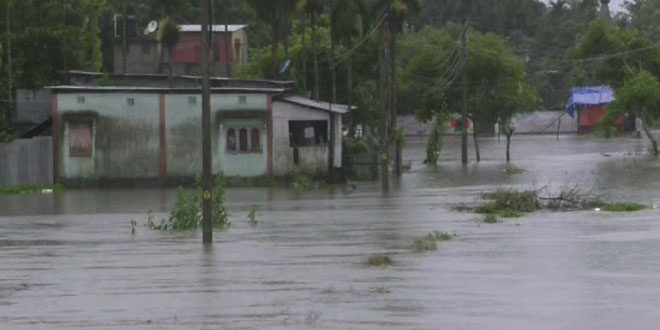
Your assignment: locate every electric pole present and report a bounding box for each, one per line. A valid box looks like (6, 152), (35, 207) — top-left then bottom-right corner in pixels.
(461, 20), (469, 165)
(6, 0), (12, 106)
(122, 0), (127, 75)
(201, 0), (213, 244)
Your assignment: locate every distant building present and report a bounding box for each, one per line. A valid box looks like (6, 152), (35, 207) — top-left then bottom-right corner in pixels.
(565, 86), (621, 134)
(600, 0), (612, 22)
(113, 24), (248, 77)
(47, 86), (350, 186)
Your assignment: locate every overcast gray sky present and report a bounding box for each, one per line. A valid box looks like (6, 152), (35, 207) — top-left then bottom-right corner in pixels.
(541, 0), (626, 12)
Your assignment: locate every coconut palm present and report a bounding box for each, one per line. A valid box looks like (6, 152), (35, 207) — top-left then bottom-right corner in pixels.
(247, 0), (298, 77)
(297, 0), (325, 100)
(158, 17), (180, 87)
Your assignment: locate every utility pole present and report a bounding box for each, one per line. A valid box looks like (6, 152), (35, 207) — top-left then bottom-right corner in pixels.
(461, 20), (469, 165)
(201, 0), (213, 244)
(121, 0), (127, 75)
(6, 0), (12, 106)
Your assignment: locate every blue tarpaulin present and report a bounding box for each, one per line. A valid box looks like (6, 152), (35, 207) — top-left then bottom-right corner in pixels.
(565, 86), (615, 117)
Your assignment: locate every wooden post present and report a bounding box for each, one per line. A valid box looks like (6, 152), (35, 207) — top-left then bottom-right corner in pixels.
(201, 0), (213, 244)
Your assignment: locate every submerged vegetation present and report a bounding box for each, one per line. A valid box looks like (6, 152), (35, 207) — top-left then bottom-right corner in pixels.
(366, 254), (393, 267)
(456, 186), (648, 219)
(152, 173), (231, 231)
(411, 231), (454, 253)
(290, 175), (328, 191)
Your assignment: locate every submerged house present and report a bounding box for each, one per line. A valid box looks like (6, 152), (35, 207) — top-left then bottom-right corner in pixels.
(565, 86), (621, 134)
(47, 86), (350, 186)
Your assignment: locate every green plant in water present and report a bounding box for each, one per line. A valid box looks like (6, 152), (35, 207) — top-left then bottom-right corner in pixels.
(483, 214), (499, 224)
(130, 220), (137, 235)
(504, 167), (526, 176)
(212, 173), (231, 228)
(154, 172), (231, 231)
(425, 112), (447, 167)
(369, 286), (391, 294)
(411, 231), (454, 252)
(248, 206), (258, 227)
(476, 189), (540, 217)
(290, 175), (328, 191)
(367, 254), (393, 266)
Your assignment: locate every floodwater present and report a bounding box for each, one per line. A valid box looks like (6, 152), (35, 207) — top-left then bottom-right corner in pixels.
(2, 135), (660, 330)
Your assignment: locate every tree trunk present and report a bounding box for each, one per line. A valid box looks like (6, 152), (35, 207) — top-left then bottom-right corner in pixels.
(473, 122), (480, 162)
(271, 24), (279, 79)
(460, 22), (468, 165)
(301, 15), (307, 95)
(506, 133), (512, 162)
(168, 47), (174, 87)
(312, 11), (320, 101)
(347, 57), (354, 137)
(225, 23), (232, 77)
(390, 26), (401, 177)
(379, 11), (391, 191)
(642, 118), (659, 156)
(331, 38), (337, 104)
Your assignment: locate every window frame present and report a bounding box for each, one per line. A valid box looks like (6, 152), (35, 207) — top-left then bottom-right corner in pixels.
(68, 121), (94, 158)
(225, 126), (263, 155)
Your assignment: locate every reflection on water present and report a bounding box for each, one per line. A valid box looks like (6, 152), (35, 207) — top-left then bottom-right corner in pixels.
(1, 135), (660, 330)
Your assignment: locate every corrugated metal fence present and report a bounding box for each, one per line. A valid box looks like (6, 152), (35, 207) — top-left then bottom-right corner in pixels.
(0, 137), (53, 186)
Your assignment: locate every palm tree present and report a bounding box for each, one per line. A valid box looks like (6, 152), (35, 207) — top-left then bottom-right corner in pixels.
(158, 17), (180, 87)
(247, 0), (297, 78)
(330, 0), (368, 109)
(297, 0), (325, 100)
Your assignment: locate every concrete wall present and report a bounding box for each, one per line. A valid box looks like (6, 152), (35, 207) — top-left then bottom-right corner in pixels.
(272, 101), (330, 177)
(113, 30), (248, 77)
(113, 41), (160, 74)
(218, 118), (268, 177)
(55, 92), (270, 183)
(56, 93), (161, 181)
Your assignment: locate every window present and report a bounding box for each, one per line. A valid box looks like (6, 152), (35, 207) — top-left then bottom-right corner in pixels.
(188, 96), (197, 105)
(250, 128), (261, 152)
(127, 98), (135, 106)
(238, 95), (247, 104)
(239, 128), (248, 152)
(69, 122), (93, 157)
(76, 96), (85, 104)
(226, 126), (262, 154)
(289, 120), (328, 147)
(227, 128), (237, 152)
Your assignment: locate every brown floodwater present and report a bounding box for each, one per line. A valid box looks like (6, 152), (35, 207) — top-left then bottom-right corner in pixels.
(1, 135), (660, 329)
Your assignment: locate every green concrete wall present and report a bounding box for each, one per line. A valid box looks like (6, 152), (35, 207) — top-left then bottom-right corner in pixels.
(57, 93), (160, 180)
(218, 118), (268, 177)
(57, 92), (269, 182)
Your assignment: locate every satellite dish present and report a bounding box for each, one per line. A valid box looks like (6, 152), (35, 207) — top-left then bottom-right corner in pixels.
(145, 20), (158, 35)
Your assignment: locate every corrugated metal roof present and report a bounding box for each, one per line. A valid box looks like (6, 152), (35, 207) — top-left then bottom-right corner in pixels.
(178, 24), (247, 33)
(565, 86), (615, 117)
(281, 96), (355, 114)
(46, 85), (286, 94)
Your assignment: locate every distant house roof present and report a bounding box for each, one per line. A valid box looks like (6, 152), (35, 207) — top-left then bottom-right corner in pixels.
(178, 25), (247, 33)
(280, 96), (355, 114)
(565, 86), (615, 117)
(46, 85), (286, 94)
